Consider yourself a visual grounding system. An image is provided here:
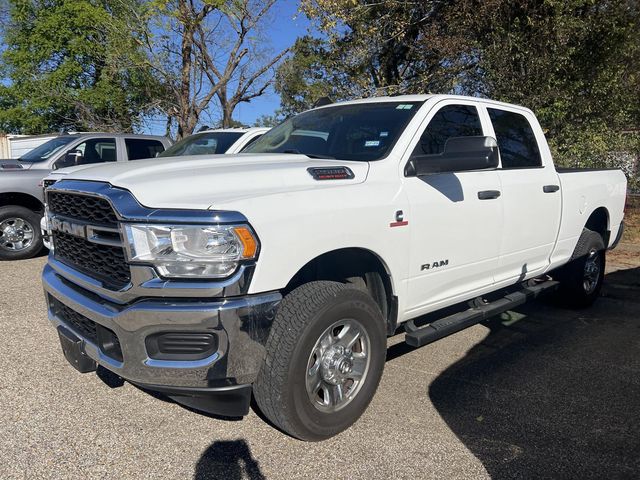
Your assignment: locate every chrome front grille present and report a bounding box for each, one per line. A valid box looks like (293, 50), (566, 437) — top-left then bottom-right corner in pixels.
(48, 191), (118, 225)
(47, 191), (130, 289)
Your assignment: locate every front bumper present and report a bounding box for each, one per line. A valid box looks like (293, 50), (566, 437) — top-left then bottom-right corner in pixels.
(43, 264), (281, 416)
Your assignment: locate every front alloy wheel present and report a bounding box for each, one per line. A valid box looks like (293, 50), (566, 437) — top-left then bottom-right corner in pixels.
(254, 281), (386, 441)
(0, 217), (35, 252)
(306, 319), (371, 413)
(0, 206), (44, 260)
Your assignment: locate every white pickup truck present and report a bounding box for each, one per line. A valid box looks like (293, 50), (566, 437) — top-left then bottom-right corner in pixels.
(42, 95), (626, 441)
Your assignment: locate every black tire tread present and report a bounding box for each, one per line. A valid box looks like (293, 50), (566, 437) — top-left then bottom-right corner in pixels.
(254, 281), (348, 438)
(556, 228), (605, 308)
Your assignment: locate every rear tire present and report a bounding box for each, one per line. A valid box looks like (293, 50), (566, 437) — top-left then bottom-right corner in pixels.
(0, 206), (43, 261)
(254, 281), (386, 441)
(554, 228), (605, 308)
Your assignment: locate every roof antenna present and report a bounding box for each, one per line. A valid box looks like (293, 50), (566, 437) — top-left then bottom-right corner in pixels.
(313, 97), (333, 108)
(197, 125), (210, 132)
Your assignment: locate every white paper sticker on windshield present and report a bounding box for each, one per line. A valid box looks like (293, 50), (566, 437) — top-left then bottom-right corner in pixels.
(380, 131), (389, 137)
(365, 140), (380, 147)
(396, 104), (414, 110)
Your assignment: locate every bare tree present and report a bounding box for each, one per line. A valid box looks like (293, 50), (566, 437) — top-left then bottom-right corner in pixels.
(118, 0), (289, 138)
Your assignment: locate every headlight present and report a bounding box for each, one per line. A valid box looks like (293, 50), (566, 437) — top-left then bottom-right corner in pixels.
(123, 224), (258, 278)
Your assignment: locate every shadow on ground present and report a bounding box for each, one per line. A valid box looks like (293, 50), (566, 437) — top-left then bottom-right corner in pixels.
(428, 267), (640, 479)
(194, 439), (265, 480)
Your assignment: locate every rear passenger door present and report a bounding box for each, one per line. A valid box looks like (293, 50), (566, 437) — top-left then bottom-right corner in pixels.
(404, 101), (503, 315)
(485, 107), (562, 283)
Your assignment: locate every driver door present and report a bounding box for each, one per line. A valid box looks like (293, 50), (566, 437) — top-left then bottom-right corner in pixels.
(403, 101), (503, 315)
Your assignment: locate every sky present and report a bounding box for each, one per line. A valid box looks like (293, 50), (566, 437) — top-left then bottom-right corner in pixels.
(143, 1), (311, 136)
(232, 1), (311, 125)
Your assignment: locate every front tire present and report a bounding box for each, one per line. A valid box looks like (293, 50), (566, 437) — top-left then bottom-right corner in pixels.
(254, 281), (386, 441)
(0, 206), (43, 260)
(555, 228), (605, 308)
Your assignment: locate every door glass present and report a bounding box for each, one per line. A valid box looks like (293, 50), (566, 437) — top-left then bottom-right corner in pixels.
(488, 109), (542, 168)
(125, 138), (165, 160)
(414, 105), (483, 156)
(56, 138), (117, 168)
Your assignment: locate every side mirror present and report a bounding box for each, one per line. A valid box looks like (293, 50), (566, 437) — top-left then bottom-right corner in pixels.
(407, 136), (499, 176)
(66, 149), (83, 165)
(55, 149), (83, 169)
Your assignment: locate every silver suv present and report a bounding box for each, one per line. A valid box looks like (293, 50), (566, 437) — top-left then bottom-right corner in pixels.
(0, 133), (171, 260)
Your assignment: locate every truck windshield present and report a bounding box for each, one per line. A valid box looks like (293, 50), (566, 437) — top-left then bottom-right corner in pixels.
(19, 136), (76, 162)
(159, 131), (244, 157)
(243, 101), (424, 161)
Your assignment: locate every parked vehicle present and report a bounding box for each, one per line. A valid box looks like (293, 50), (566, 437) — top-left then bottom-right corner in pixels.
(158, 127), (269, 157)
(0, 133), (171, 260)
(39, 128), (269, 249)
(42, 95), (626, 440)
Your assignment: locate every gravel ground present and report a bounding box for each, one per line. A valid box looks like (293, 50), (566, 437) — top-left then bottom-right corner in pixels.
(0, 246), (639, 480)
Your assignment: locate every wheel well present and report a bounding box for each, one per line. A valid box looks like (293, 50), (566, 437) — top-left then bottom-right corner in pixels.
(0, 192), (44, 213)
(284, 248), (398, 335)
(585, 207), (609, 243)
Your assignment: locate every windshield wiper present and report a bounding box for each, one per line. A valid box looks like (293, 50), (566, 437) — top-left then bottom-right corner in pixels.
(282, 149), (335, 160)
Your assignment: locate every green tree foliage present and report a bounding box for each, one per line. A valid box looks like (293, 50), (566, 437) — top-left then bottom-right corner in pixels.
(279, 0), (640, 189)
(0, 0), (162, 134)
(278, 0), (470, 113)
(453, 0), (640, 178)
(274, 36), (343, 117)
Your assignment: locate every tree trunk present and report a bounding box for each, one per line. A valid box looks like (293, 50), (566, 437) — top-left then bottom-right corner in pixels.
(221, 103), (234, 128)
(176, 0), (195, 139)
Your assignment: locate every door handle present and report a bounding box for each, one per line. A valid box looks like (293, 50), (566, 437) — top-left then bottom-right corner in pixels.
(477, 190), (501, 200)
(543, 185), (560, 193)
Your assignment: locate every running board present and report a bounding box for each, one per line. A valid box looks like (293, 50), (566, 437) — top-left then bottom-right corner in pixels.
(404, 279), (559, 348)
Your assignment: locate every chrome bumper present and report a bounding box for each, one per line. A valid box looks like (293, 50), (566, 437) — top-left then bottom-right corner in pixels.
(43, 264), (281, 388)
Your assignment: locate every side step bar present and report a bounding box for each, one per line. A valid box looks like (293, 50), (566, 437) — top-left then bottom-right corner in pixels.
(404, 279), (559, 348)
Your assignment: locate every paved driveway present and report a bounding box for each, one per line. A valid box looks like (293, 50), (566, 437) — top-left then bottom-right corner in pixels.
(1, 248), (638, 479)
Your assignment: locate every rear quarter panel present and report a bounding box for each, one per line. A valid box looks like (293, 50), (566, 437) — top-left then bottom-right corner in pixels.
(549, 169), (627, 269)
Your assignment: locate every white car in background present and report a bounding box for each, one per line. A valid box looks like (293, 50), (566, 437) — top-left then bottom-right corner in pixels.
(40, 128), (269, 248)
(158, 127), (269, 157)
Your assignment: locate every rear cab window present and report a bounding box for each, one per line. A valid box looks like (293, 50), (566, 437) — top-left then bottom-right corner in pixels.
(487, 108), (542, 169)
(125, 138), (166, 160)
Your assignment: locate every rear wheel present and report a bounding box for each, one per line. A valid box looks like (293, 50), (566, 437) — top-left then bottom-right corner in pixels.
(555, 228), (605, 308)
(254, 281), (386, 441)
(0, 206), (43, 260)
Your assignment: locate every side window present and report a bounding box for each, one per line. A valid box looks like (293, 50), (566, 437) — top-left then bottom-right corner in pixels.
(488, 109), (542, 168)
(413, 104), (483, 156)
(56, 138), (117, 168)
(125, 138), (165, 160)
(239, 134), (263, 152)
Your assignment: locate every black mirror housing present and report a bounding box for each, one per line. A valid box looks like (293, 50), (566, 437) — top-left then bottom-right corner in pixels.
(407, 136), (499, 176)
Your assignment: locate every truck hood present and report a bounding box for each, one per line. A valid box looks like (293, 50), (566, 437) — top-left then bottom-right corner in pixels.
(60, 154), (370, 209)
